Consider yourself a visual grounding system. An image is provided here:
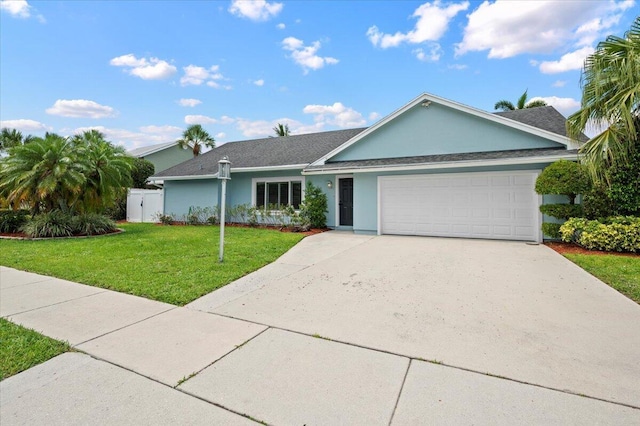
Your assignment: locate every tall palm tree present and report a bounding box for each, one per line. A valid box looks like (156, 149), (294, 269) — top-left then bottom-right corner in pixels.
(273, 123), (290, 137)
(177, 124), (215, 156)
(0, 133), (86, 213)
(494, 90), (548, 111)
(567, 17), (640, 183)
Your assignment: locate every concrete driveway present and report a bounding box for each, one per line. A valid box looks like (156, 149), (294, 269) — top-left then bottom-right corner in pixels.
(189, 232), (640, 410)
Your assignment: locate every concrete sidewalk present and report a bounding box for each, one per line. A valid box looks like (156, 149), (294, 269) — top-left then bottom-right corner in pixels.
(2, 232), (639, 425)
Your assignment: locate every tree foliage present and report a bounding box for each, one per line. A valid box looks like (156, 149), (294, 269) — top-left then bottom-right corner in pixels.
(567, 17), (640, 183)
(177, 124), (215, 156)
(0, 131), (132, 214)
(273, 123), (290, 137)
(131, 158), (155, 188)
(0, 128), (34, 152)
(534, 160), (591, 204)
(494, 89), (548, 111)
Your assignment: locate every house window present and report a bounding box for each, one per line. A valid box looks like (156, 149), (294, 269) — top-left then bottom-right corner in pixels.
(255, 180), (303, 209)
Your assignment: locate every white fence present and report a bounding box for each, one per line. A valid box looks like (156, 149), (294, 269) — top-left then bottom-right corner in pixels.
(126, 189), (164, 223)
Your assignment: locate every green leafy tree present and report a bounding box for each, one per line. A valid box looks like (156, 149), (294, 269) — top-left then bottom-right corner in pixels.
(0, 133), (85, 214)
(131, 158), (155, 188)
(177, 124), (215, 157)
(273, 123), (290, 137)
(494, 89), (548, 111)
(567, 17), (640, 183)
(0, 128), (34, 152)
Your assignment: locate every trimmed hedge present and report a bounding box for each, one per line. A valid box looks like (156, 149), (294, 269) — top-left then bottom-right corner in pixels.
(560, 216), (640, 253)
(539, 204), (583, 220)
(0, 210), (30, 233)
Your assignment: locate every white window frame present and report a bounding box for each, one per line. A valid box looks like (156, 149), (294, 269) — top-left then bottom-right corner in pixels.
(251, 176), (306, 211)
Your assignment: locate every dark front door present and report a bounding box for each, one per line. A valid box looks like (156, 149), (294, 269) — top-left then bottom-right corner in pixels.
(339, 178), (353, 226)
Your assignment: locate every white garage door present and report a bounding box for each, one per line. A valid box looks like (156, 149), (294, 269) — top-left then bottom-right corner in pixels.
(379, 171), (540, 242)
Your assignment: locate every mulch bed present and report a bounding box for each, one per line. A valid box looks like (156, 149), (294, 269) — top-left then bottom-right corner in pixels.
(153, 221), (329, 237)
(545, 241), (639, 257)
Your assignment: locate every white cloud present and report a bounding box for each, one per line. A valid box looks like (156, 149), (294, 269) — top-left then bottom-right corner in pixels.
(303, 102), (367, 128)
(181, 64), (228, 88)
(367, 1), (469, 49)
(447, 63), (468, 70)
(178, 98), (202, 107)
(0, 118), (51, 133)
(552, 80), (567, 88)
(215, 132), (226, 140)
(46, 99), (117, 119)
(235, 117), (323, 138)
(229, 0), (282, 21)
(1, 0), (30, 17)
(531, 96), (581, 116)
(276, 23), (285, 30)
(413, 44), (443, 62)
(282, 37), (338, 73)
(456, 0), (633, 59)
(69, 125), (182, 150)
(184, 115), (219, 125)
(539, 46), (594, 74)
(369, 112), (381, 121)
(110, 54), (176, 80)
(253, 79), (265, 86)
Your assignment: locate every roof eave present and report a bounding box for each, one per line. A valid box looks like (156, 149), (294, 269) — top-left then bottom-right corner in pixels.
(302, 153), (579, 175)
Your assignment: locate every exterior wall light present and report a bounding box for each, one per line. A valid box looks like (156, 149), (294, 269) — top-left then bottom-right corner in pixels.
(327, 180), (333, 189)
(218, 156), (231, 262)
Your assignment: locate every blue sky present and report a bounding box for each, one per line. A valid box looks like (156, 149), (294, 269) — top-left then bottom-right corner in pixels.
(1, 0), (637, 149)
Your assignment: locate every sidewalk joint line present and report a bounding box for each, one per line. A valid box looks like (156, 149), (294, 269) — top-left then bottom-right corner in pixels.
(388, 358), (412, 426)
(2, 289), (109, 318)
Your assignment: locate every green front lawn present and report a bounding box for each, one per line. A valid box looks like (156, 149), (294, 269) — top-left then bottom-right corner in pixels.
(566, 254), (640, 304)
(0, 318), (70, 381)
(0, 223), (304, 305)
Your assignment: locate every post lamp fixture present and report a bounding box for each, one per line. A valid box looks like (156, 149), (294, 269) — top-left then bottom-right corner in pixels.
(218, 156), (231, 262)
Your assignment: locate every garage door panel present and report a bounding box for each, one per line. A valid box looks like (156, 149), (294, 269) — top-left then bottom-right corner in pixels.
(380, 172), (539, 241)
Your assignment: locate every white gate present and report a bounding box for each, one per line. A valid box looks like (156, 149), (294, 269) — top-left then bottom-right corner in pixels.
(127, 189), (164, 223)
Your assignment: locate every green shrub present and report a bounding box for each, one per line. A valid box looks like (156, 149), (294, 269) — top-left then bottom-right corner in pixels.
(535, 160), (591, 202)
(186, 206), (216, 225)
(153, 213), (175, 225)
(560, 216), (640, 252)
(300, 182), (328, 228)
(104, 196), (127, 221)
(606, 146), (640, 216)
(541, 222), (562, 239)
(131, 158), (155, 189)
(539, 204), (583, 220)
(582, 184), (614, 219)
(22, 210), (75, 238)
(71, 213), (116, 235)
(0, 209), (30, 233)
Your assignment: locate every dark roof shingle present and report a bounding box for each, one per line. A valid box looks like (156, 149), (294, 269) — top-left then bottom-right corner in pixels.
(494, 106), (588, 141)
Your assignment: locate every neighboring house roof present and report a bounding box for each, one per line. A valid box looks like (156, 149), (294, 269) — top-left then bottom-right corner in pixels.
(128, 141), (188, 157)
(153, 128), (366, 179)
(304, 148), (578, 174)
(494, 107), (589, 142)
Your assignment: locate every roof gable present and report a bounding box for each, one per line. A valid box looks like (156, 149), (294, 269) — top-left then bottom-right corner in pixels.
(128, 141), (188, 157)
(312, 93), (577, 166)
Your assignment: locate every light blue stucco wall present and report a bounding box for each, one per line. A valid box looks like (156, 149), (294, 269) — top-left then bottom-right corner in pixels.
(332, 104), (564, 162)
(163, 179), (218, 218)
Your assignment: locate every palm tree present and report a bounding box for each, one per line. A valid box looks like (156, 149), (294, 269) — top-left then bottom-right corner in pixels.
(0, 128), (34, 152)
(567, 17), (640, 183)
(0, 133), (86, 213)
(177, 124), (215, 156)
(273, 123), (290, 137)
(72, 130), (133, 212)
(494, 90), (548, 111)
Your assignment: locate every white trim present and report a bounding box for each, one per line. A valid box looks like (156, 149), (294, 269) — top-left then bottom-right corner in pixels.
(232, 164), (307, 173)
(334, 174), (353, 227)
(303, 153), (578, 175)
(130, 141), (194, 158)
(149, 173), (218, 182)
(309, 92), (576, 167)
(377, 170), (542, 242)
(251, 175), (306, 209)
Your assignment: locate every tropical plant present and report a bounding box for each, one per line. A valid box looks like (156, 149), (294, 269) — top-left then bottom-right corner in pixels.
(494, 89), (548, 111)
(177, 124), (215, 156)
(131, 158), (155, 188)
(300, 181), (328, 228)
(0, 133), (86, 214)
(567, 17), (640, 183)
(0, 128), (34, 152)
(273, 123), (290, 137)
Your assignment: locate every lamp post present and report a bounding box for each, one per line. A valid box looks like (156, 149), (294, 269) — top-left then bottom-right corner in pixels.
(217, 156), (231, 262)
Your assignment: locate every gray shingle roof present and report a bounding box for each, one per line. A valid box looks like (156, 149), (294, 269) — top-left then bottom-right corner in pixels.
(306, 148), (578, 172)
(154, 128), (366, 178)
(494, 107), (588, 141)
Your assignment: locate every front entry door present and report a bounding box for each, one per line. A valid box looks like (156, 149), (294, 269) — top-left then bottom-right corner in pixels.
(339, 178), (353, 226)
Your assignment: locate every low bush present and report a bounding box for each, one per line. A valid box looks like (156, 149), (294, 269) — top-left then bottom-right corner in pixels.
(153, 213), (176, 225)
(22, 210), (75, 238)
(0, 209), (30, 233)
(541, 222), (562, 239)
(71, 213), (116, 235)
(560, 216), (640, 252)
(186, 206), (216, 225)
(300, 182), (328, 228)
(539, 204), (583, 220)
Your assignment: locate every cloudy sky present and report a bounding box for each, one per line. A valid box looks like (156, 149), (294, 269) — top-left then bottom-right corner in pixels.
(1, 0), (637, 149)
